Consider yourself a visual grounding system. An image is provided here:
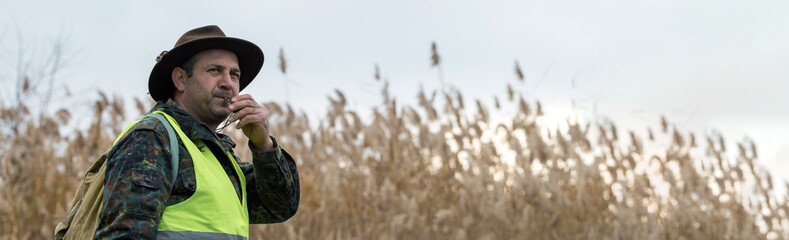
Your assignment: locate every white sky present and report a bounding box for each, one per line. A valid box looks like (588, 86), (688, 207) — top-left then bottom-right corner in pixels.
(2, 0), (789, 187)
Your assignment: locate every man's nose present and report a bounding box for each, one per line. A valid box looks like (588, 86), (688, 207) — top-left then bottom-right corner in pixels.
(218, 71), (233, 90)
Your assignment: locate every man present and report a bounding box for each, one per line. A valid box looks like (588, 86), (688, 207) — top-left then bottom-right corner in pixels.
(95, 25), (299, 239)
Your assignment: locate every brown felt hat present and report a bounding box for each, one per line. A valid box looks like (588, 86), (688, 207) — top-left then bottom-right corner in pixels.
(148, 25), (264, 101)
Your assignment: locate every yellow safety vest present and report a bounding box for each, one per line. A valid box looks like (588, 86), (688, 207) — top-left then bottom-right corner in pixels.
(152, 111), (249, 240)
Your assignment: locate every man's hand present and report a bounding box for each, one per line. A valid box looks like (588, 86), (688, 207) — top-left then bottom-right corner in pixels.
(227, 94), (274, 150)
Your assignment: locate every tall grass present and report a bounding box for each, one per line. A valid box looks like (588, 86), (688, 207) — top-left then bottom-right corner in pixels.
(1, 77), (787, 239)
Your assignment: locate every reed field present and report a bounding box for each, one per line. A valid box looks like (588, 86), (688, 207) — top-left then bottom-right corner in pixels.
(1, 69), (788, 239)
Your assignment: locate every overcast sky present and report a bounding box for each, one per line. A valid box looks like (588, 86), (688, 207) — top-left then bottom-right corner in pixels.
(2, 0), (788, 185)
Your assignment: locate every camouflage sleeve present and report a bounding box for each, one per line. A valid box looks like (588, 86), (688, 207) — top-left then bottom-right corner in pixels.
(94, 120), (176, 239)
(239, 136), (300, 224)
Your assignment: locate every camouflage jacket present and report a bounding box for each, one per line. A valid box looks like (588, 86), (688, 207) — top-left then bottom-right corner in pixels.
(93, 99), (299, 239)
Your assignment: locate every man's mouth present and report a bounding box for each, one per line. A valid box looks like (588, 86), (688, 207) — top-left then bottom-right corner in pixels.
(213, 95), (232, 102)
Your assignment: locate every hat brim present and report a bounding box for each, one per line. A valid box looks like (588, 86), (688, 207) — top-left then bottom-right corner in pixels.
(148, 37), (264, 101)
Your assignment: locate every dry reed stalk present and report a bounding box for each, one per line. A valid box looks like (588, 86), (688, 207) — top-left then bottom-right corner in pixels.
(2, 71), (786, 240)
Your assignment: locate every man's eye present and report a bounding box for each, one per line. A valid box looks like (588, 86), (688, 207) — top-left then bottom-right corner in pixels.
(209, 69), (220, 73)
(231, 72), (240, 79)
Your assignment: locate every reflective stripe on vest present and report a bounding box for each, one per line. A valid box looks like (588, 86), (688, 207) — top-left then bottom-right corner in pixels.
(152, 111), (249, 239)
(158, 230), (248, 240)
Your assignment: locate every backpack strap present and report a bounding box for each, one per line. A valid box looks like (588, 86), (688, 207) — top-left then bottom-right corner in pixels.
(145, 112), (180, 181)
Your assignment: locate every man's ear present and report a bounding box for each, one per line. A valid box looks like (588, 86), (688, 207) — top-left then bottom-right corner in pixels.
(172, 67), (187, 92)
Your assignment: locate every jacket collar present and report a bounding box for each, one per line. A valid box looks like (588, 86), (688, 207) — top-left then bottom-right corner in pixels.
(148, 98), (237, 151)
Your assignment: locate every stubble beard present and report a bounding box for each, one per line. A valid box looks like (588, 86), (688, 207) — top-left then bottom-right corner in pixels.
(185, 81), (232, 126)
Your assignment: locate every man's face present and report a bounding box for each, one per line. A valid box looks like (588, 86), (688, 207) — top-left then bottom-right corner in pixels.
(179, 49), (240, 125)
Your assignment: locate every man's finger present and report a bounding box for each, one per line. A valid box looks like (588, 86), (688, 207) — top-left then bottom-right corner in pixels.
(230, 94), (255, 104)
(236, 114), (264, 129)
(229, 100), (257, 112)
(228, 107), (256, 122)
